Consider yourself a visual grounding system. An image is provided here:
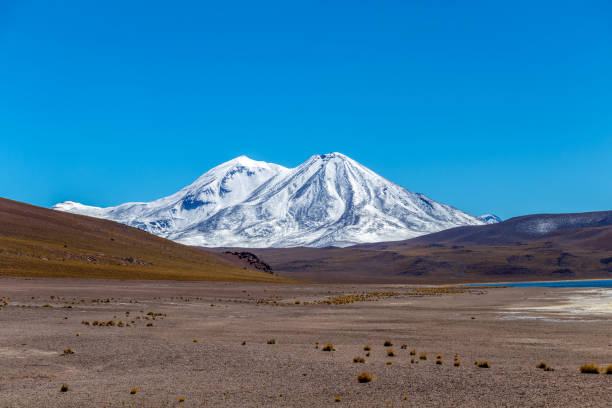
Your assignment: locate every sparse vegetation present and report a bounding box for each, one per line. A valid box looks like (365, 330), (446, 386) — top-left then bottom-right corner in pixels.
(475, 360), (490, 368)
(387, 349), (396, 357)
(604, 365), (612, 374)
(454, 360), (461, 366)
(363, 345), (371, 351)
(62, 347), (74, 355)
(386, 360), (392, 365)
(419, 353), (427, 360)
(536, 361), (553, 371)
(353, 356), (365, 363)
(357, 372), (373, 383)
(59, 383), (69, 392)
(334, 397), (342, 402)
(579, 363), (600, 374)
(383, 340), (393, 347)
(322, 343), (335, 351)
(410, 349), (417, 356)
(178, 397), (185, 402)
(130, 387), (138, 394)
(267, 339), (276, 344)
(435, 359), (443, 365)
(400, 344), (407, 349)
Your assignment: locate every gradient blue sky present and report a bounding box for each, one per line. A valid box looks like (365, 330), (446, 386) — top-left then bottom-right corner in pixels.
(1, 1), (611, 220)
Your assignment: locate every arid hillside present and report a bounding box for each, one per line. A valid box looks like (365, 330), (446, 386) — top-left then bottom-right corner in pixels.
(237, 211), (612, 283)
(0, 197), (289, 282)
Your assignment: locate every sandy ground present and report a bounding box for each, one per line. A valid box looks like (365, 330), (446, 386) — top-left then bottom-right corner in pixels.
(0, 277), (611, 407)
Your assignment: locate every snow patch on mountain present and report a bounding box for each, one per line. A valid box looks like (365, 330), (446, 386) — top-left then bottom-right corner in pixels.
(53, 153), (487, 248)
(478, 214), (502, 224)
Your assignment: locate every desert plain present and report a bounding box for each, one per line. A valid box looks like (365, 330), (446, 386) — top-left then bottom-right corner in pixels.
(1, 277), (611, 408)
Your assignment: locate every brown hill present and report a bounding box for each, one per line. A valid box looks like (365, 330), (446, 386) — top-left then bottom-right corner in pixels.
(0, 197), (289, 282)
(236, 211), (612, 283)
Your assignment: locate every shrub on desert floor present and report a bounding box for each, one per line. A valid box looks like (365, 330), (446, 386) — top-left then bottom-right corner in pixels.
(353, 356), (365, 363)
(605, 365), (612, 374)
(267, 339), (276, 344)
(410, 349), (417, 356)
(536, 361), (554, 371)
(62, 348), (74, 355)
(386, 360), (392, 365)
(366, 352), (371, 357)
(400, 344), (407, 349)
(59, 383), (69, 392)
(579, 363), (601, 374)
(178, 397), (185, 402)
(334, 397), (342, 402)
(363, 345), (371, 351)
(419, 353), (427, 360)
(130, 387), (138, 394)
(384, 340), (393, 347)
(475, 361), (490, 368)
(436, 354), (442, 359)
(357, 372), (373, 383)
(454, 360), (461, 367)
(435, 359), (443, 365)
(322, 343), (335, 351)
(387, 349), (396, 357)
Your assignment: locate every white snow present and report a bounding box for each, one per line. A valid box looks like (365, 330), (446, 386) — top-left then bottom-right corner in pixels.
(52, 153), (489, 248)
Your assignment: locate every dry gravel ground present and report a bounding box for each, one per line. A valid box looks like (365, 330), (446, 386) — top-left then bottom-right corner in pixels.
(0, 277), (611, 407)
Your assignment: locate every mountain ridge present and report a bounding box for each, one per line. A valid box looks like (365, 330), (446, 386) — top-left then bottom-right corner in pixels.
(53, 153), (492, 248)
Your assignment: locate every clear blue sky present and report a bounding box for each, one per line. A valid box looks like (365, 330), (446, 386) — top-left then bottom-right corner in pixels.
(1, 1), (611, 220)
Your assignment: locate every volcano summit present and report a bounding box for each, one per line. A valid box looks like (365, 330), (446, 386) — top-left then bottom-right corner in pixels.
(53, 153), (493, 247)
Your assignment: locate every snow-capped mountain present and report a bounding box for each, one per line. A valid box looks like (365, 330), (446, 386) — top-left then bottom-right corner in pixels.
(53, 153), (493, 248)
(478, 214), (503, 224)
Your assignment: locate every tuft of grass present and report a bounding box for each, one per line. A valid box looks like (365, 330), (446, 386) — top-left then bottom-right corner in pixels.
(193, 339), (198, 343)
(334, 397), (342, 402)
(62, 348), (74, 355)
(387, 349), (396, 357)
(579, 363), (600, 374)
(419, 353), (427, 360)
(353, 356), (365, 363)
(604, 365), (612, 374)
(454, 360), (461, 367)
(383, 340), (393, 347)
(365, 352), (370, 357)
(536, 361), (554, 371)
(410, 349), (417, 356)
(435, 359), (443, 365)
(436, 354), (442, 359)
(410, 358), (415, 364)
(475, 360), (490, 368)
(363, 345), (371, 351)
(357, 372), (373, 383)
(267, 339), (276, 345)
(400, 344), (407, 349)
(241, 341), (246, 345)
(315, 342), (319, 349)
(130, 387), (138, 394)
(386, 360), (392, 365)
(322, 343), (335, 352)
(59, 383), (69, 392)
(178, 397), (185, 402)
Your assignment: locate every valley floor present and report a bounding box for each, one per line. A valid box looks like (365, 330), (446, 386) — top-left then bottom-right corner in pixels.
(0, 277), (611, 407)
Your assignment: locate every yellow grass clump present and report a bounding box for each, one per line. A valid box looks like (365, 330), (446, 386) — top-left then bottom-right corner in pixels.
(130, 387), (138, 394)
(419, 353), (427, 360)
(383, 340), (393, 347)
(59, 384), (69, 392)
(322, 343), (335, 351)
(410, 349), (417, 356)
(353, 356), (365, 363)
(475, 360), (490, 368)
(357, 372), (373, 383)
(579, 363), (600, 374)
(363, 345), (371, 351)
(387, 349), (396, 357)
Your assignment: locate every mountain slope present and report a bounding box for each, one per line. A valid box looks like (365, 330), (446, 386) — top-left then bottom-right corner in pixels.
(242, 211), (612, 283)
(53, 153), (487, 248)
(0, 197), (289, 282)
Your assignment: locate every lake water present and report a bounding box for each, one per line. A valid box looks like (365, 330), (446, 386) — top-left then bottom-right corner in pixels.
(467, 280), (612, 288)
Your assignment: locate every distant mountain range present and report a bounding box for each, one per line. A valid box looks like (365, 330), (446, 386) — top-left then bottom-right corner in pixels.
(53, 153), (497, 248)
(243, 210), (612, 283)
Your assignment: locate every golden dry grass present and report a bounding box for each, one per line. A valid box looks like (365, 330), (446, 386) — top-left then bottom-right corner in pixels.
(0, 198), (293, 283)
(579, 363), (600, 374)
(357, 372), (373, 383)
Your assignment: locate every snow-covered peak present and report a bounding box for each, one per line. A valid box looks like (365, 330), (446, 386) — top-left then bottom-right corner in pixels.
(53, 153), (488, 247)
(478, 214), (502, 224)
